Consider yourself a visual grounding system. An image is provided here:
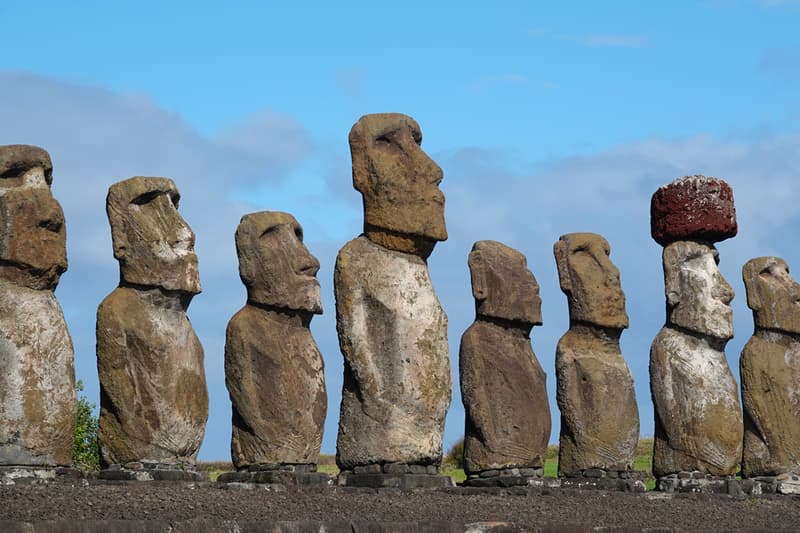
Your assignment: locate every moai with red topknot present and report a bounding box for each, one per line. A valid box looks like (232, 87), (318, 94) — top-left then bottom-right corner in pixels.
(649, 175), (744, 492)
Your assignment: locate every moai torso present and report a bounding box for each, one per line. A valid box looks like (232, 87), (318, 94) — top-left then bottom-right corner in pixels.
(649, 176), (743, 478)
(336, 235), (450, 468)
(225, 212), (326, 469)
(0, 145), (76, 466)
(97, 287), (207, 465)
(335, 113), (451, 470)
(740, 257), (800, 476)
(96, 177), (208, 467)
(553, 233), (638, 475)
(460, 240), (550, 474)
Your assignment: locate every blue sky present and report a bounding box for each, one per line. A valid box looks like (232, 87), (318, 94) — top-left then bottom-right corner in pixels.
(2, 1), (800, 460)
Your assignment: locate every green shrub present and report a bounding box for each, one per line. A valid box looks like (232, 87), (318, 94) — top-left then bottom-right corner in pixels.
(443, 438), (464, 466)
(73, 379), (100, 470)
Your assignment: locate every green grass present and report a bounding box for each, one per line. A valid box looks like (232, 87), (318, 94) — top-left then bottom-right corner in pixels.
(198, 438), (656, 487)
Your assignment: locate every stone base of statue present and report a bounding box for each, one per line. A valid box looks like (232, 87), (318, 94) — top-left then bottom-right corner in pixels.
(98, 462), (204, 482)
(656, 472), (741, 494)
(463, 467), (544, 487)
(740, 473), (800, 495)
(337, 463), (454, 489)
(560, 469), (648, 492)
(0, 466), (83, 485)
(217, 463), (332, 486)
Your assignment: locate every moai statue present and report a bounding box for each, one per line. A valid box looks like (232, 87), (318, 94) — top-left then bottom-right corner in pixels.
(649, 175), (743, 489)
(0, 145), (77, 476)
(740, 257), (800, 481)
(460, 240), (551, 486)
(221, 211), (329, 485)
(553, 233), (639, 480)
(334, 113), (452, 487)
(96, 177), (208, 480)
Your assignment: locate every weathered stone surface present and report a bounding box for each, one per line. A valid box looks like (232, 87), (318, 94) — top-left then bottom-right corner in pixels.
(740, 257), (800, 477)
(335, 237), (450, 469)
(460, 240), (550, 474)
(0, 145), (75, 467)
(225, 211), (326, 469)
(650, 240), (742, 477)
(105, 177), (200, 293)
(0, 144), (52, 191)
(553, 233), (638, 476)
(97, 177), (207, 468)
(335, 114), (450, 470)
(650, 175), (737, 246)
(349, 113), (447, 259)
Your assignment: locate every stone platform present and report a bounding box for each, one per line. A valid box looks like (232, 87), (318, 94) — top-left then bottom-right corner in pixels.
(655, 471), (774, 495)
(217, 463), (332, 486)
(560, 469), (647, 492)
(0, 466), (84, 485)
(338, 463), (454, 488)
(463, 467), (544, 487)
(98, 462), (205, 481)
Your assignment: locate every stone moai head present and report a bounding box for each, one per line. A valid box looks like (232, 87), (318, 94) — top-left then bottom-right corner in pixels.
(468, 240), (542, 326)
(0, 145), (67, 290)
(235, 211), (322, 314)
(106, 177), (200, 294)
(0, 144), (53, 192)
(349, 113), (447, 257)
(663, 241), (735, 340)
(743, 256), (800, 335)
(553, 232), (628, 330)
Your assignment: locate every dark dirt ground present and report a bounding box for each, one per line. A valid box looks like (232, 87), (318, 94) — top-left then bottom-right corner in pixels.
(1, 479), (799, 531)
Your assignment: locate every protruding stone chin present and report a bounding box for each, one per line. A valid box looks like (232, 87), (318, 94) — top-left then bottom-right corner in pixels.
(226, 212), (326, 469)
(460, 241), (550, 474)
(741, 256), (800, 477)
(97, 177), (208, 468)
(650, 175), (737, 246)
(553, 232), (638, 475)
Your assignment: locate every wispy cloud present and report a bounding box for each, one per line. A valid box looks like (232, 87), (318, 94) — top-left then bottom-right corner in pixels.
(529, 28), (647, 48)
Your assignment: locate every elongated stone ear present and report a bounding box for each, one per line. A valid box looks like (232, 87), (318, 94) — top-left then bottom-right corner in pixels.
(553, 238), (572, 294)
(468, 249), (488, 302)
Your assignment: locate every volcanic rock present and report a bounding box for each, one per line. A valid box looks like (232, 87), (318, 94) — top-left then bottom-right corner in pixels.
(553, 233), (638, 475)
(460, 240), (550, 474)
(225, 212), (326, 468)
(740, 257), (800, 477)
(97, 177), (207, 468)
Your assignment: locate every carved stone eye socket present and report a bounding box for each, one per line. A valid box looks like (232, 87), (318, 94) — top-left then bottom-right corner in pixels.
(132, 191), (160, 206)
(294, 226), (303, 242)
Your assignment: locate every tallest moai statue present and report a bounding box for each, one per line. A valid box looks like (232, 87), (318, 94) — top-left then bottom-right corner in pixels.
(0, 145), (77, 472)
(649, 175), (743, 488)
(334, 114), (452, 483)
